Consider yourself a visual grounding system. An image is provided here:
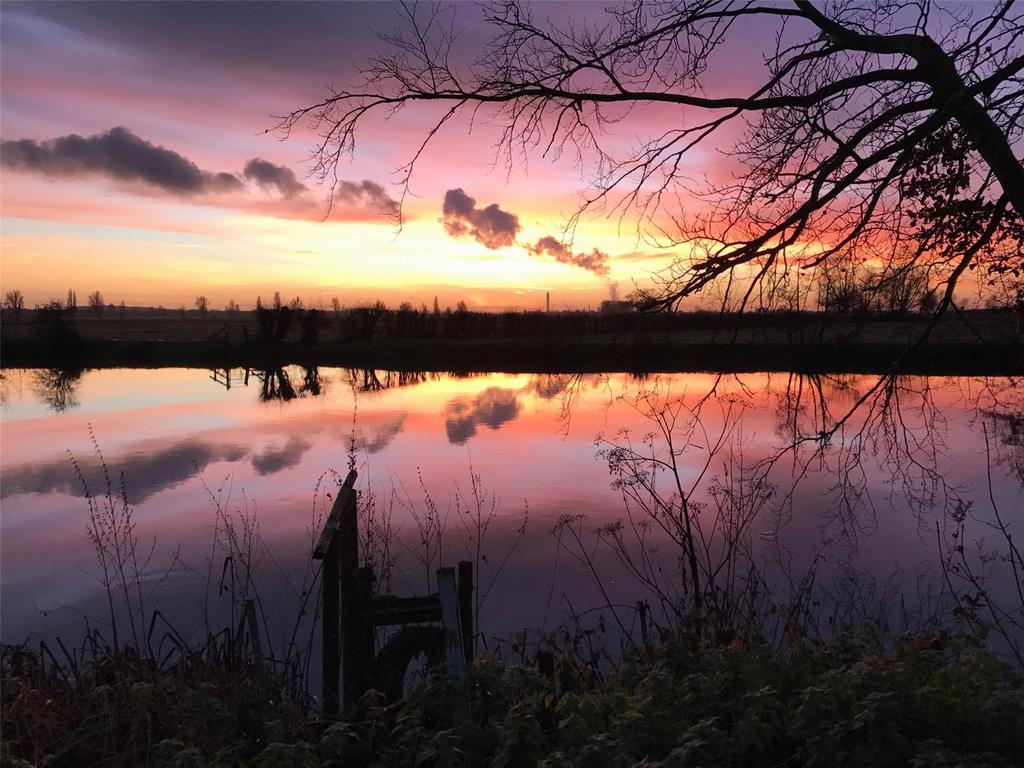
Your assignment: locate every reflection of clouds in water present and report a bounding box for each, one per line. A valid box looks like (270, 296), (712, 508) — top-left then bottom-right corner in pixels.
(251, 436), (312, 476)
(444, 388), (521, 445)
(355, 414), (407, 454)
(2, 440), (250, 503)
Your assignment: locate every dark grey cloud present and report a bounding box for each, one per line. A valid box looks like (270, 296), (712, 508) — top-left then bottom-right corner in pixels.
(439, 189), (611, 274)
(2, 439), (250, 504)
(442, 188), (520, 249)
(1, 127), (397, 219)
(444, 387), (521, 445)
(243, 157), (306, 198)
(250, 436), (312, 476)
(530, 236), (611, 277)
(335, 179), (399, 215)
(0, 127), (243, 195)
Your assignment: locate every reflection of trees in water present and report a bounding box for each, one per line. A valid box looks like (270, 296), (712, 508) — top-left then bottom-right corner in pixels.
(32, 367), (83, 412)
(259, 368), (297, 402)
(0, 370), (13, 411)
(254, 366), (328, 402)
(564, 373), (1023, 660)
(208, 366), (330, 401)
(967, 375), (1024, 489)
(984, 408), (1024, 486)
(534, 373), (614, 437)
(300, 366), (322, 397)
(755, 373), (970, 558)
(340, 368), (441, 393)
(530, 374), (573, 400)
(212, 366), (448, 401)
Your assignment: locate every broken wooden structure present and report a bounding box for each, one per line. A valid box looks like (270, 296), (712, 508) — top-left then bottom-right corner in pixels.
(313, 469), (473, 715)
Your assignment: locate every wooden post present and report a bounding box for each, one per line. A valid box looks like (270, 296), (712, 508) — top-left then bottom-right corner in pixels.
(457, 561), (474, 664)
(234, 598), (264, 664)
(437, 567), (468, 720)
(339, 486), (361, 710)
(637, 600), (651, 652)
(350, 566), (375, 705)
(321, 537), (340, 715)
(313, 469), (358, 716)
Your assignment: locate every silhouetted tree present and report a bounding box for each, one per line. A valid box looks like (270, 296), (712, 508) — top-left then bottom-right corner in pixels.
(87, 290), (104, 318)
(256, 304), (295, 342)
(819, 263), (869, 315)
(867, 261), (934, 314)
(32, 299), (78, 348)
(281, 1), (1023, 316)
(65, 289), (77, 315)
(300, 308), (322, 344)
(195, 295), (209, 317)
(3, 290), (24, 322)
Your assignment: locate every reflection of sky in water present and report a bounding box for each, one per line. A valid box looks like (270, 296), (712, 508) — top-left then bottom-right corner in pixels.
(1, 367), (1021, 648)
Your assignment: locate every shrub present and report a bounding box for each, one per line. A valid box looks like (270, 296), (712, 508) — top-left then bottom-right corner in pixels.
(4, 634), (1022, 767)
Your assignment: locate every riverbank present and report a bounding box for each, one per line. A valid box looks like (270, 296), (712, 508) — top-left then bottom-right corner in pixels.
(3, 308), (1020, 374)
(4, 335), (1019, 376)
(3, 331), (1021, 376)
(3, 632), (1021, 767)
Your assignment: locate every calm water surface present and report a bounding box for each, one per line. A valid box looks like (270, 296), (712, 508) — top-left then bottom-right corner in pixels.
(1, 367), (1021, 651)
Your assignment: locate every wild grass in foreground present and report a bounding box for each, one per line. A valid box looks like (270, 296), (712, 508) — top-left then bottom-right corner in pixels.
(3, 627), (1023, 768)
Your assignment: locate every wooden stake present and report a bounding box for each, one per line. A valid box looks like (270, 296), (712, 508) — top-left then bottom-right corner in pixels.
(437, 567), (468, 720)
(458, 561), (474, 664)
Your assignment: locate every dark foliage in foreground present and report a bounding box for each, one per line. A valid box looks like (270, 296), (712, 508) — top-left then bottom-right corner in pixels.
(3, 629), (1022, 768)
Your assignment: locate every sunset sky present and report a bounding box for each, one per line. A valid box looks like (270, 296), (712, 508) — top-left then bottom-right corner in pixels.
(2, 2), (1012, 314)
(0, 1), (762, 311)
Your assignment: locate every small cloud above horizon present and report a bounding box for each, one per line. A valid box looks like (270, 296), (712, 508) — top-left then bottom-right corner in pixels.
(439, 188), (614, 277)
(529, 236), (611, 277)
(442, 188), (520, 249)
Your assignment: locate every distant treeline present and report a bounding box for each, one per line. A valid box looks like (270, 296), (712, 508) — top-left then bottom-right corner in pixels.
(249, 303), (1017, 343)
(2, 295), (1019, 375)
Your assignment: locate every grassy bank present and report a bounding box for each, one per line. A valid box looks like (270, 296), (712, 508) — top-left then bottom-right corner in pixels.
(2, 312), (1021, 375)
(3, 632), (1022, 768)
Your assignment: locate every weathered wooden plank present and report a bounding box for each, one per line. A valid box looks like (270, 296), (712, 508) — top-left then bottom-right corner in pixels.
(313, 469), (358, 559)
(437, 567), (468, 719)
(457, 561), (474, 664)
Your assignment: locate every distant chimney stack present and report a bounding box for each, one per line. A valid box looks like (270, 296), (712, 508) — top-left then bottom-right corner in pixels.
(546, 292), (550, 312)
